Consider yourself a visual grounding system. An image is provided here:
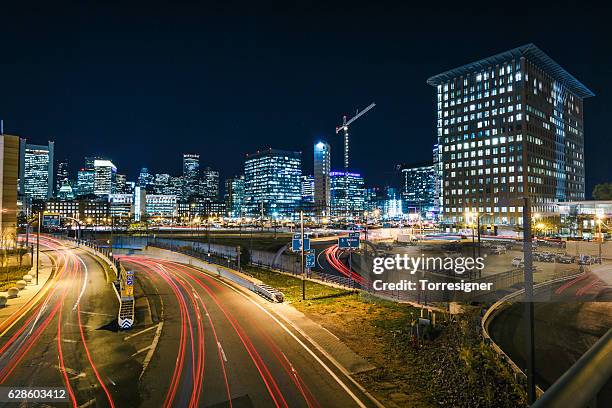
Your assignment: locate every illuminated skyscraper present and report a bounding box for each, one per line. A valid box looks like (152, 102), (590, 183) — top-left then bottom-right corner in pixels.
(93, 159), (117, 197)
(398, 161), (436, 214)
(225, 175), (245, 218)
(330, 171), (364, 218)
(313, 141), (331, 215)
(1, 134), (19, 245)
(428, 44), (594, 226)
(77, 169), (95, 196)
(200, 166), (219, 199)
(55, 159), (69, 196)
(19, 139), (54, 200)
(183, 153), (200, 197)
(244, 148), (301, 218)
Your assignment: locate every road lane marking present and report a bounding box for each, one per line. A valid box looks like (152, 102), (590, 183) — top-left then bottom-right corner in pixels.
(80, 311), (114, 317)
(123, 323), (160, 340)
(131, 345), (152, 358)
(73, 257), (89, 311)
(139, 321), (164, 380)
(78, 398), (96, 408)
(175, 261), (379, 408)
(217, 341), (228, 362)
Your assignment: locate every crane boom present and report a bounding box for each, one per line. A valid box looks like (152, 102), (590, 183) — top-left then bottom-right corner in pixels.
(344, 102), (376, 128)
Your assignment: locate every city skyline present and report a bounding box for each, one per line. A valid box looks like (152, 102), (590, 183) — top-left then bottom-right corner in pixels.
(0, 2), (609, 195)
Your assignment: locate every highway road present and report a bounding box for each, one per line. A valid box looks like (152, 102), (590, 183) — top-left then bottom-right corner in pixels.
(121, 255), (375, 408)
(0, 236), (126, 407)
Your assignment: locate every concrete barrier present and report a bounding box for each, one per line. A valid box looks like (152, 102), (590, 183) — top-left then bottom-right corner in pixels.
(16, 280), (26, 290)
(23, 274), (33, 284)
(7, 287), (19, 298)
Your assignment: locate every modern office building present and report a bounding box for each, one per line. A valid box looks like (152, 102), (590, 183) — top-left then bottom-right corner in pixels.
(0, 134), (20, 246)
(244, 148), (302, 218)
(200, 167), (219, 199)
(183, 154), (200, 197)
(146, 194), (178, 218)
(313, 141), (331, 215)
(225, 175), (245, 218)
(76, 169), (95, 196)
(108, 193), (133, 218)
(138, 167), (153, 188)
(55, 159), (69, 196)
(153, 173), (170, 194)
(330, 171), (365, 218)
(398, 160), (436, 214)
(427, 43), (594, 226)
(19, 140), (54, 200)
(301, 175), (315, 203)
(115, 173), (128, 193)
(93, 159), (117, 197)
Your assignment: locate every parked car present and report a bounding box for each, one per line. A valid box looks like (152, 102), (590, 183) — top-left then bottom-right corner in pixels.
(491, 246), (507, 255)
(578, 255), (597, 265)
(556, 255), (574, 264)
(511, 257), (524, 268)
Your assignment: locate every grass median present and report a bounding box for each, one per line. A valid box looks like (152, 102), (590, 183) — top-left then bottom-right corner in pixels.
(243, 264), (526, 408)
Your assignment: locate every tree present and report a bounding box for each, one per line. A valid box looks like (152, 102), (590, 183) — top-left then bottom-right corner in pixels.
(592, 183), (612, 200)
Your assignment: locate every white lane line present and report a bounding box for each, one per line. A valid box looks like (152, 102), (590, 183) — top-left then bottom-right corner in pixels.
(130, 345), (152, 358)
(70, 372), (87, 380)
(182, 263), (378, 408)
(73, 256), (89, 311)
(78, 398), (96, 408)
(61, 338), (78, 343)
(139, 321), (164, 380)
(107, 376), (117, 386)
(217, 341), (228, 362)
(123, 323), (160, 341)
(80, 311), (114, 317)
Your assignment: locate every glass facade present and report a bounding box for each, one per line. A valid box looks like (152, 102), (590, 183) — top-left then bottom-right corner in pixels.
(225, 175), (245, 218)
(244, 148), (302, 218)
(183, 153), (200, 197)
(399, 161), (436, 215)
(93, 159), (117, 197)
(330, 171), (365, 218)
(427, 44), (593, 226)
(313, 141), (331, 215)
(77, 169), (95, 197)
(19, 140), (54, 200)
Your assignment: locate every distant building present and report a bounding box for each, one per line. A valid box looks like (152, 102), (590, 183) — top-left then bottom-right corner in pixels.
(19, 140), (54, 200)
(225, 175), (245, 218)
(55, 159), (69, 196)
(146, 194), (178, 218)
(76, 169), (95, 197)
(115, 173), (128, 194)
(427, 43), (594, 226)
(398, 161), (436, 215)
(138, 167), (153, 188)
(313, 141), (331, 215)
(244, 148), (302, 218)
(153, 173), (170, 194)
(108, 193), (133, 218)
(189, 197), (225, 218)
(0, 134), (20, 246)
(330, 171), (365, 218)
(301, 175), (314, 203)
(200, 167), (219, 199)
(183, 154), (200, 198)
(93, 159), (117, 196)
(57, 182), (75, 200)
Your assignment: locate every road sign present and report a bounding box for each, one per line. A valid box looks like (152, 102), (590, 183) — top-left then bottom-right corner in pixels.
(338, 237), (350, 249)
(293, 233), (301, 240)
(292, 239), (302, 252)
(292, 234), (310, 252)
(348, 232), (360, 239)
(306, 252), (315, 268)
(303, 237), (310, 251)
(121, 270), (135, 299)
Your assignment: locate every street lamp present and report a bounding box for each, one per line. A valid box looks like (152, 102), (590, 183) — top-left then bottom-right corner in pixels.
(596, 212), (604, 263)
(465, 211), (477, 263)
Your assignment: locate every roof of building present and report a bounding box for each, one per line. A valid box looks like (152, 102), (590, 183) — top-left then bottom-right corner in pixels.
(427, 43), (594, 98)
(245, 148), (301, 159)
(397, 160), (434, 171)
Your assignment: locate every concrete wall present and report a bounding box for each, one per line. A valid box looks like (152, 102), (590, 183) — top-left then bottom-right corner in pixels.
(565, 241), (612, 259)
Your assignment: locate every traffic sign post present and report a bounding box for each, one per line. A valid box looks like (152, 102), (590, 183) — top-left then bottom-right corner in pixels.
(306, 252), (315, 268)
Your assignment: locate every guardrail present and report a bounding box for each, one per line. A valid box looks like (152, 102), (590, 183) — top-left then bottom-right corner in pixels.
(532, 328), (612, 408)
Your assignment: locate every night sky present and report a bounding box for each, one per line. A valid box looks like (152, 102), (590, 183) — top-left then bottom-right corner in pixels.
(0, 1), (610, 195)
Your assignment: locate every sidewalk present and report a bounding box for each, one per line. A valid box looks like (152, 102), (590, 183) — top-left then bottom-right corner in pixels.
(0, 250), (55, 328)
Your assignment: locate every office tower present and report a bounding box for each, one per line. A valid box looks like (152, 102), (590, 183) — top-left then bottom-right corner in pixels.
(152, 173), (170, 194)
(225, 175), (245, 218)
(200, 166), (219, 199)
(398, 161), (436, 213)
(313, 141), (331, 215)
(244, 148), (302, 218)
(138, 167), (153, 188)
(108, 193), (133, 218)
(330, 171), (365, 218)
(77, 169), (95, 196)
(0, 134), (20, 246)
(115, 173), (128, 193)
(146, 194), (178, 218)
(427, 43), (594, 226)
(19, 139), (54, 200)
(301, 175), (314, 203)
(183, 154), (200, 197)
(84, 156), (102, 170)
(93, 159), (117, 196)
(55, 159), (69, 196)
(165, 176), (184, 198)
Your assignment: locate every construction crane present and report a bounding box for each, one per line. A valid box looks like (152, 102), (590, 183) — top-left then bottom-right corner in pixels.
(336, 102), (376, 172)
(335, 102), (375, 219)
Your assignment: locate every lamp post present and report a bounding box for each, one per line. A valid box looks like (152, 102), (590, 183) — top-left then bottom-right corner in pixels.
(596, 213), (604, 263)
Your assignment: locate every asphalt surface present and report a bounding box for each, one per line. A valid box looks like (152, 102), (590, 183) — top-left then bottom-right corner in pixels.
(121, 255), (374, 408)
(0, 236), (128, 407)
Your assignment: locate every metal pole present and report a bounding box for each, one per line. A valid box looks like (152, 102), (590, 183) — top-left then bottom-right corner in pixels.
(598, 220), (602, 263)
(523, 197), (536, 404)
(36, 212), (41, 286)
(301, 211), (305, 300)
(477, 216), (481, 259)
